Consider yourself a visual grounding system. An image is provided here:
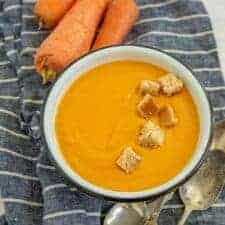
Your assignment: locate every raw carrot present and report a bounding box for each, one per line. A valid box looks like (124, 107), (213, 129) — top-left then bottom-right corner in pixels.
(92, 0), (139, 50)
(34, 0), (76, 28)
(35, 0), (110, 83)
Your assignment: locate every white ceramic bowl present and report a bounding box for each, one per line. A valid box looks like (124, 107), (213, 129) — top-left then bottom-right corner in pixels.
(43, 45), (212, 201)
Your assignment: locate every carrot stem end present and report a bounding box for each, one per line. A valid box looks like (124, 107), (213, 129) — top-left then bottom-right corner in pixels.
(41, 68), (57, 84)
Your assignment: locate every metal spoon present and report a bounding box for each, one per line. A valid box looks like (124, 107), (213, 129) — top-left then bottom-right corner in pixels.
(104, 193), (173, 225)
(178, 149), (225, 225)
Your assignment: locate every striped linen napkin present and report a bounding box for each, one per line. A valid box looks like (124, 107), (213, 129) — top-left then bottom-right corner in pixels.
(0, 0), (225, 224)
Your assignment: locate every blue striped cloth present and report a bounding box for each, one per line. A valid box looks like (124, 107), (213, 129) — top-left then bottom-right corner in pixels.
(0, 0), (224, 224)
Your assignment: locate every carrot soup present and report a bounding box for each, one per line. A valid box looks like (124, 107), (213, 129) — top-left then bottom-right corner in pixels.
(55, 60), (200, 192)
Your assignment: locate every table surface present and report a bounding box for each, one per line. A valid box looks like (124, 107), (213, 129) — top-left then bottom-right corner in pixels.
(0, 0), (224, 217)
(204, 0), (225, 77)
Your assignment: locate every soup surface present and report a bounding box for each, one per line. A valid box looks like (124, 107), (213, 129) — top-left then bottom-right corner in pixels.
(55, 61), (199, 192)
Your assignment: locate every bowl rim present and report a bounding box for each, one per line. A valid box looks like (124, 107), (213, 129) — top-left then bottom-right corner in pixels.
(41, 44), (213, 202)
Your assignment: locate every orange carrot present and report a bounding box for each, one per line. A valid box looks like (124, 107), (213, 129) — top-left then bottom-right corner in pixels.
(35, 0), (110, 83)
(92, 0), (139, 50)
(34, 0), (76, 28)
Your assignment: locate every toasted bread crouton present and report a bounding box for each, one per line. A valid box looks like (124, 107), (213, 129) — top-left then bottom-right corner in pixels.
(138, 121), (165, 148)
(116, 147), (141, 174)
(137, 94), (159, 118)
(139, 80), (160, 96)
(159, 73), (183, 96)
(159, 105), (178, 127)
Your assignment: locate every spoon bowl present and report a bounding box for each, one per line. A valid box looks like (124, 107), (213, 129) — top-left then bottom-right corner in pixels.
(104, 204), (143, 225)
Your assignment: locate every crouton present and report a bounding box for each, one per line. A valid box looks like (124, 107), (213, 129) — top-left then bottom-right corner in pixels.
(139, 80), (160, 96)
(137, 94), (159, 118)
(159, 73), (183, 96)
(116, 147), (141, 174)
(138, 121), (165, 148)
(159, 105), (178, 127)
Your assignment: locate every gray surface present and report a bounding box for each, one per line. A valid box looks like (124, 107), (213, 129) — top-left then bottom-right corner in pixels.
(203, 0), (225, 76)
(0, 0), (225, 225)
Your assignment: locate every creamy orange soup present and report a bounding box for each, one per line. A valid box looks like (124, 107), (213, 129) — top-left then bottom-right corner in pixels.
(55, 61), (200, 192)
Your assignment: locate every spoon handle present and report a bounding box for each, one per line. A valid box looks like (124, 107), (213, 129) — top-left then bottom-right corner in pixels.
(144, 192), (175, 225)
(143, 212), (159, 225)
(177, 208), (192, 225)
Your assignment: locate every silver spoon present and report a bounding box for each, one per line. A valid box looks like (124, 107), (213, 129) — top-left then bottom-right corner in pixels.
(104, 192), (173, 225)
(178, 149), (225, 225)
